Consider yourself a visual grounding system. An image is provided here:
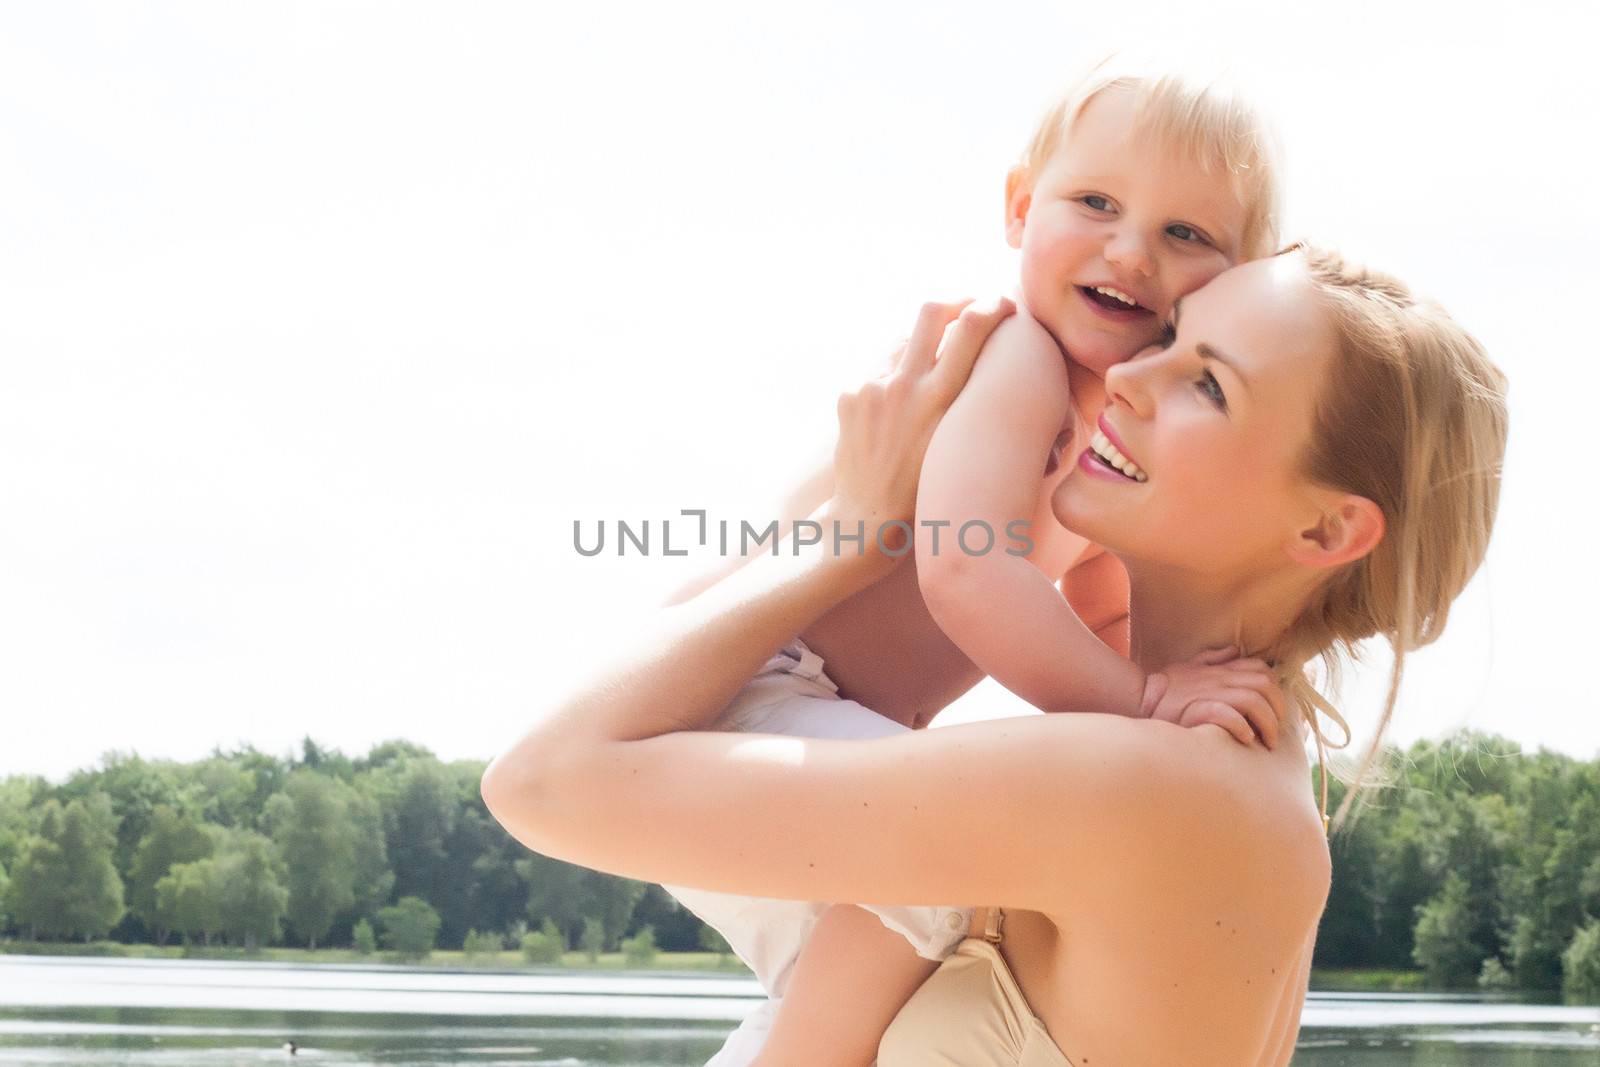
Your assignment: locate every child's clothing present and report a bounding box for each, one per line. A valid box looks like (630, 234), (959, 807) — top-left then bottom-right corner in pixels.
(662, 637), (974, 1066)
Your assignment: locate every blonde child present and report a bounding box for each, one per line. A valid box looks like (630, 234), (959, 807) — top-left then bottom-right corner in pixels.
(662, 57), (1287, 1066)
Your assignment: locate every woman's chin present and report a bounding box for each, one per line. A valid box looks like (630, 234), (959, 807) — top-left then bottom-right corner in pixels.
(1050, 478), (1112, 541)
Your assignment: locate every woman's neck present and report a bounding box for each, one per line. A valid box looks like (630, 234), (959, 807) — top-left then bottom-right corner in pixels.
(1125, 563), (1317, 754)
(1123, 559), (1310, 678)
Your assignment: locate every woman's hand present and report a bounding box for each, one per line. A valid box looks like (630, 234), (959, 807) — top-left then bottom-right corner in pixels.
(827, 297), (1014, 564)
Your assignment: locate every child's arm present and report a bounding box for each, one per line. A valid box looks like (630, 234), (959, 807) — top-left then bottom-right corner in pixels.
(915, 312), (1281, 746)
(1059, 544), (1131, 657)
(752, 904), (938, 1067)
(914, 309), (1147, 716)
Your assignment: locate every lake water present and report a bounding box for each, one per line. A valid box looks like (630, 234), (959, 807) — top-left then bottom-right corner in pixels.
(1, 956), (1597, 1065)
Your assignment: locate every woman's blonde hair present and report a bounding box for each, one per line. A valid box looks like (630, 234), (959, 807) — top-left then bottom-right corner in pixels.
(1020, 54), (1283, 260)
(1264, 244), (1510, 833)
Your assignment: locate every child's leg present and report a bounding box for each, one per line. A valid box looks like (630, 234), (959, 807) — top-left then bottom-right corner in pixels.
(751, 904), (938, 1067)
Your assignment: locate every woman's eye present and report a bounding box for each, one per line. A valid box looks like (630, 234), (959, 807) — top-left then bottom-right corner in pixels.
(1081, 194), (1113, 212)
(1131, 322), (1177, 360)
(1167, 223), (1207, 245)
(1197, 369), (1228, 411)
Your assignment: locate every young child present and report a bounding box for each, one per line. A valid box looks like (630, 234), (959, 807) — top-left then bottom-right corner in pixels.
(661, 56), (1285, 1067)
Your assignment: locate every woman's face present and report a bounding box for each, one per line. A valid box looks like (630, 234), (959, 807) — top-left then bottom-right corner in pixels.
(1051, 254), (1338, 578)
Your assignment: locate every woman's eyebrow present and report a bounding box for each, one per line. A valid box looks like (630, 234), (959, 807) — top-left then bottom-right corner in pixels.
(1197, 343), (1250, 393)
(1171, 296), (1251, 393)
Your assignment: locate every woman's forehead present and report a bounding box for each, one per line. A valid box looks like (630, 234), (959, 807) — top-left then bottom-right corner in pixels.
(1185, 257), (1333, 385)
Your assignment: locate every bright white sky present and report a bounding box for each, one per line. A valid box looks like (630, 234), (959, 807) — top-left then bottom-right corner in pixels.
(2, 1), (1597, 781)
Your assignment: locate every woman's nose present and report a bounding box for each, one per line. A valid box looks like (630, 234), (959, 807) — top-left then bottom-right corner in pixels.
(1104, 358), (1153, 419)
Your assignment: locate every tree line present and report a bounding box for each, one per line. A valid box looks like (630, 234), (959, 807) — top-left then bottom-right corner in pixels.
(1319, 731), (1600, 996)
(0, 731), (1596, 995)
(0, 739), (706, 960)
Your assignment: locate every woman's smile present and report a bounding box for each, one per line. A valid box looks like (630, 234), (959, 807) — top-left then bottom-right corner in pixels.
(1076, 444), (1145, 483)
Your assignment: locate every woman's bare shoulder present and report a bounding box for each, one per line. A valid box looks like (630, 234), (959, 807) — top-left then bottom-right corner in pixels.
(1048, 724), (1330, 931)
(1043, 732), (1329, 1065)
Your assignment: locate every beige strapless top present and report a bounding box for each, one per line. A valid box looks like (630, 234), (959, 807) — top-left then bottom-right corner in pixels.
(878, 908), (1076, 1067)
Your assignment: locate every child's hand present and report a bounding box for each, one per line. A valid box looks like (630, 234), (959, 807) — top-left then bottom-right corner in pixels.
(1140, 646), (1284, 751)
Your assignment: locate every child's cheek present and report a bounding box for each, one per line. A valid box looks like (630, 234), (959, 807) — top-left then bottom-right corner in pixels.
(1021, 222), (1079, 302)
(1017, 243), (1061, 320)
(1173, 249), (1236, 301)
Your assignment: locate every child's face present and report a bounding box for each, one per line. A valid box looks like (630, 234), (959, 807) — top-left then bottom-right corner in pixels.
(1007, 88), (1249, 378)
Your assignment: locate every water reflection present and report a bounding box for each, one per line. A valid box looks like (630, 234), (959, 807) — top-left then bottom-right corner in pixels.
(0, 957), (1595, 1065)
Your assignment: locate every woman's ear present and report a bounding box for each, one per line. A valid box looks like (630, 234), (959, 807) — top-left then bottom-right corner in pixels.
(1004, 165), (1033, 249)
(1287, 493), (1385, 570)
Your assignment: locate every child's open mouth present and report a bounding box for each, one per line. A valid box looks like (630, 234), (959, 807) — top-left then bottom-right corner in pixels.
(1079, 285), (1151, 319)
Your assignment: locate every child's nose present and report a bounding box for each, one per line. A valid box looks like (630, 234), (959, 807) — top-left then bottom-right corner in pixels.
(1105, 229), (1155, 278)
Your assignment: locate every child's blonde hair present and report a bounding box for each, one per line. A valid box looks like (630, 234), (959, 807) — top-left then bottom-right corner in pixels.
(1263, 244), (1510, 833)
(1021, 54), (1283, 260)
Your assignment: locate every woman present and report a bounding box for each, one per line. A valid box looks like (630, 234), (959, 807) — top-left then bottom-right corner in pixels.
(482, 246), (1508, 1065)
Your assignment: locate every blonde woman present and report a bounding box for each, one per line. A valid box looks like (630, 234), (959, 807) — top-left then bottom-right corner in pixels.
(483, 246), (1508, 1066)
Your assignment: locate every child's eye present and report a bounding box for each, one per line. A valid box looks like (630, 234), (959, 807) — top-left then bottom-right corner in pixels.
(1167, 223), (1208, 245)
(1080, 194), (1114, 212)
(1197, 369), (1228, 411)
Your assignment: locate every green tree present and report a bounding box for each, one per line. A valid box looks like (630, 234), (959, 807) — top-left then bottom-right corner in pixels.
(463, 928), (503, 960)
(378, 760), (458, 935)
(156, 859), (222, 946)
(58, 753), (186, 887)
(1413, 871), (1483, 986)
(377, 895), (441, 960)
(517, 851), (585, 937)
(621, 924), (658, 967)
(698, 923), (732, 961)
(516, 851), (646, 952)
(1562, 920), (1600, 999)
(346, 787), (395, 919)
(352, 918), (377, 955)
(1478, 956), (1515, 990)
(6, 831), (65, 939)
(0, 776), (48, 872)
(265, 772), (360, 948)
(631, 882), (710, 952)
(1315, 776), (1384, 967)
(294, 737), (354, 781)
(214, 830), (289, 948)
(520, 918), (565, 964)
(58, 794), (126, 940)
(127, 806), (213, 944)
(1507, 790), (1600, 989)
(186, 757), (262, 830)
(10, 796), (126, 941)
(358, 739), (437, 772)
(580, 916), (604, 963)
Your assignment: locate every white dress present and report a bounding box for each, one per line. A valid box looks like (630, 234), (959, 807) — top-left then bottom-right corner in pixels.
(662, 637), (974, 1066)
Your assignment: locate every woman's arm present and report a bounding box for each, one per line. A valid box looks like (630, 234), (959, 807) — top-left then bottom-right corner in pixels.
(484, 621), (1298, 914)
(481, 297), (1307, 916)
